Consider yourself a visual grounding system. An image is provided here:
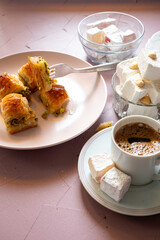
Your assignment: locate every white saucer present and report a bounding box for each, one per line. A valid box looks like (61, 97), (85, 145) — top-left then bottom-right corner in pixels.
(78, 127), (160, 216)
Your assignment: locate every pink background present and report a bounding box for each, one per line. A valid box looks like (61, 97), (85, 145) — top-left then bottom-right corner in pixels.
(0, 1), (160, 239)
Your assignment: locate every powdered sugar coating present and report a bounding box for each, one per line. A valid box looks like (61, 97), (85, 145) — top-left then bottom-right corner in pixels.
(100, 167), (131, 202)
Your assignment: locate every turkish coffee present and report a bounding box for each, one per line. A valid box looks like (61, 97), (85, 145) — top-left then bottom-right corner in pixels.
(115, 122), (160, 155)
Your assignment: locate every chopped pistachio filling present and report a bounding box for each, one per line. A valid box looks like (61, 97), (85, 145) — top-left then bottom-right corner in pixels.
(41, 111), (49, 119)
(7, 117), (25, 127)
(54, 107), (65, 117)
(19, 88), (31, 98)
(19, 73), (30, 84)
(7, 116), (38, 127)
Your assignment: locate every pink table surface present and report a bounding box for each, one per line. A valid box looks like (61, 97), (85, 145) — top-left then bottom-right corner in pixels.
(0, 1), (160, 240)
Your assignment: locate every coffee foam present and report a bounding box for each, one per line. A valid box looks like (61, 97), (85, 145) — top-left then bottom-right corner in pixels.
(115, 122), (160, 155)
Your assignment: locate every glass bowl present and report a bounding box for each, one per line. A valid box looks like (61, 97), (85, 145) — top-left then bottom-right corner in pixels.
(111, 72), (160, 120)
(78, 12), (144, 64)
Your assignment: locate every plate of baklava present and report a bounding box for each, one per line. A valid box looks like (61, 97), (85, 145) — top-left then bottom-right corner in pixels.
(0, 51), (107, 149)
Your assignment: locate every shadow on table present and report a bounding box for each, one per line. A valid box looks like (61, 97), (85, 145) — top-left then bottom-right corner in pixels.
(0, 120), (97, 184)
(80, 184), (160, 240)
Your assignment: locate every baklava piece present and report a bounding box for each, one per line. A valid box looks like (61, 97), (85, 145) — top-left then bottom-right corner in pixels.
(0, 73), (31, 101)
(18, 63), (37, 92)
(28, 56), (54, 92)
(1, 93), (38, 134)
(40, 83), (69, 116)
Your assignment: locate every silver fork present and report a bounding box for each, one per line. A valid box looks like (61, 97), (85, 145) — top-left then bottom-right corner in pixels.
(49, 62), (118, 78)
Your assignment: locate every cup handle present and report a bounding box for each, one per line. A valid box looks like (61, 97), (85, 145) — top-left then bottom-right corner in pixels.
(152, 156), (160, 181)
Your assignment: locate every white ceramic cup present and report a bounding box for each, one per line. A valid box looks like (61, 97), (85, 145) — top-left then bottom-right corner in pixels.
(111, 115), (160, 185)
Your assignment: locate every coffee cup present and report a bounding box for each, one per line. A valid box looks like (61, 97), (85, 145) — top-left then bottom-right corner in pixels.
(111, 115), (160, 185)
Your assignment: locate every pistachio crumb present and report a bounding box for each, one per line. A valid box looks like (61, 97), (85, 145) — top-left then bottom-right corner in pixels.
(148, 53), (157, 60)
(140, 95), (151, 105)
(41, 111), (49, 119)
(135, 79), (145, 88)
(129, 62), (139, 70)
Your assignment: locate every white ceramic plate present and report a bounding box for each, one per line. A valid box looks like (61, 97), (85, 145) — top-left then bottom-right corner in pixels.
(0, 51), (107, 150)
(78, 127), (160, 216)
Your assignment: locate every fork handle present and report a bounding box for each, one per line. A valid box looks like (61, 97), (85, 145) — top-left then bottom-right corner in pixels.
(73, 62), (118, 73)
